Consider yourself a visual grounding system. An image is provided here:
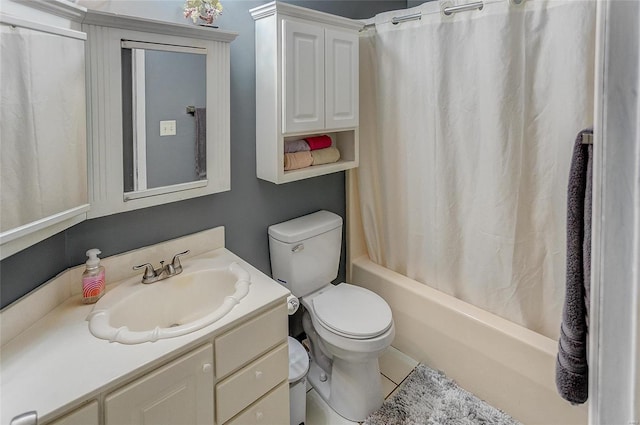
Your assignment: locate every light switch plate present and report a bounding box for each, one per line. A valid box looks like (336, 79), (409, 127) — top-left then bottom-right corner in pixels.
(160, 120), (177, 136)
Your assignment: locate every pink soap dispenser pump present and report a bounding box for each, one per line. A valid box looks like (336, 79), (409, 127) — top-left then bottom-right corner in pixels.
(82, 249), (106, 304)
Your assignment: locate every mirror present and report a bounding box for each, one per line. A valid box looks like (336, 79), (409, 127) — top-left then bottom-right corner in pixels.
(83, 11), (237, 219)
(121, 42), (208, 200)
(0, 18), (89, 259)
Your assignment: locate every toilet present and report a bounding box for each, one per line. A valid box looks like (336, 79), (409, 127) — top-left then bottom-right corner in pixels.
(269, 210), (395, 422)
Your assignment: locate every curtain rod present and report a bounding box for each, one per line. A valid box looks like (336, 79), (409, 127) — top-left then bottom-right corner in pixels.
(443, 1), (484, 16)
(361, 0), (526, 31)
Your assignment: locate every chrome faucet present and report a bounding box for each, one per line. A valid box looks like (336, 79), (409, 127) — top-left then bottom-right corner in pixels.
(133, 250), (190, 284)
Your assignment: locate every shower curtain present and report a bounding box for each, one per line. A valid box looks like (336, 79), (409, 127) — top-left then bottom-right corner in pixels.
(358, 0), (595, 340)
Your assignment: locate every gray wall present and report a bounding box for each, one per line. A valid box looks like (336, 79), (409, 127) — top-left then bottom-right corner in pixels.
(407, 0), (433, 8)
(0, 0), (406, 309)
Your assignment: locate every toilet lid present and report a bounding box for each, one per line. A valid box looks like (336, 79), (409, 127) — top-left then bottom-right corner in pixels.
(312, 283), (393, 338)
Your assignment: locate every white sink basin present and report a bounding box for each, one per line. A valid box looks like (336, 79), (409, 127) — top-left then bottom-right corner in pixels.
(87, 259), (251, 344)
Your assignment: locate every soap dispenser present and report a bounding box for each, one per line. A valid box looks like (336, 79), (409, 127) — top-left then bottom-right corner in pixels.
(82, 249), (106, 304)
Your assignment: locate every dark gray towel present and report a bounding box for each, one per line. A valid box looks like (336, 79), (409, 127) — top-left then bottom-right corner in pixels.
(556, 128), (592, 404)
(195, 108), (207, 179)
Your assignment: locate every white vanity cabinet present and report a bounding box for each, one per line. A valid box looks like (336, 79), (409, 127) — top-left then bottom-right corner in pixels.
(1, 235), (292, 425)
(102, 304), (288, 425)
(105, 344), (214, 425)
(39, 304), (288, 425)
(251, 1), (363, 184)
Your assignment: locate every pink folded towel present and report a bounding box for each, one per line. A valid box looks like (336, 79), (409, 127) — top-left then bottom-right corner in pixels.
(284, 151), (313, 171)
(284, 139), (310, 153)
(305, 135), (332, 150)
(311, 147), (340, 165)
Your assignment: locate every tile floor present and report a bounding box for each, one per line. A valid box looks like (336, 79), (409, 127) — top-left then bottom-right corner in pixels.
(305, 346), (419, 425)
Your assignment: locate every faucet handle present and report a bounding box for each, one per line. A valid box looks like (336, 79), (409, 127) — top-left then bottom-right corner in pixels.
(171, 250), (190, 273)
(133, 263), (157, 279)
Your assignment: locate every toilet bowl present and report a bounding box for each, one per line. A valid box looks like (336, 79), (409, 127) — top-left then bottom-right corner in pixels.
(268, 211), (395, 422)
(301, 283), (395, 421)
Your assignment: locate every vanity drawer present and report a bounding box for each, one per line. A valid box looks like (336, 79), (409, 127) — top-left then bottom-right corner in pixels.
(215, 303), (287, 378)
(225, 381), (289, 425)
(215, 343), (288, 424)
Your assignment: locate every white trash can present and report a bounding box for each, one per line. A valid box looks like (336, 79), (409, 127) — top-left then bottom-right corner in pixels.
(288, 336), (310, 425)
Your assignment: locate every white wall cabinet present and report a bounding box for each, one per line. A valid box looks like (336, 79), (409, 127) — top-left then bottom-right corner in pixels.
(252, 1), (363, 184)
(282, 20), (358, 134)
(83, 11), (237, 218)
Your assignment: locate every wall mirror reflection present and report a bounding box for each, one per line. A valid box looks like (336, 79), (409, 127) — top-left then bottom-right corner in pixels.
(121, 41), (207, 200)
(0, 18), (89, 259)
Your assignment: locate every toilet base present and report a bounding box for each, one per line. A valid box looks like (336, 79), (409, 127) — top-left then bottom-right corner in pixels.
(307, 356), (384, 422)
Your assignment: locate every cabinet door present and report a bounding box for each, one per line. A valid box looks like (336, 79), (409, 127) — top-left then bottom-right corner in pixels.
(105, 344), (214, 425)
(48, 402), (98, 425)
(325, 28), (359, 129)
(282, 19), (325, 134)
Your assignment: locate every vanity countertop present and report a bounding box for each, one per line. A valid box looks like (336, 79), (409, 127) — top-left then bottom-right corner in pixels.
(0, 246), (290, 424)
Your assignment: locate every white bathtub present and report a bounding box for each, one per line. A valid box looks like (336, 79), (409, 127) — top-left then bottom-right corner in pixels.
(346, 172), (587, 425)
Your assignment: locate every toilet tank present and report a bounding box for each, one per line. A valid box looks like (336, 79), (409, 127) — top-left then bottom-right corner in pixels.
(268, 210), (342, 297)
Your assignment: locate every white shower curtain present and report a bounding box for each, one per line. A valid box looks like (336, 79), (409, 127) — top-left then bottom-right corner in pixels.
(358, 0), (595, 340)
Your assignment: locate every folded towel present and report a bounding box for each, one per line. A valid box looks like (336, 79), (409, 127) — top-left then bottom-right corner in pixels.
(311, 147), (340, 166)
(305, 135), (332, 150)
(284, 151), (313, 171)
(555, 128), (592, 405)
(284, 139), (310, 153)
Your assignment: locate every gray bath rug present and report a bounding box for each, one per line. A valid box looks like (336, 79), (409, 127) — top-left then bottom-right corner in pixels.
(364, 364), (522, 425)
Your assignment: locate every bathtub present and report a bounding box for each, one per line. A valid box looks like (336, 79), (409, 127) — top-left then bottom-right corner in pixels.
(346, 172), (587, 425)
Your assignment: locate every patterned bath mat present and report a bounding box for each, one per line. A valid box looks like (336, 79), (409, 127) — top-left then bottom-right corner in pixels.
(364, 364), (522, 425)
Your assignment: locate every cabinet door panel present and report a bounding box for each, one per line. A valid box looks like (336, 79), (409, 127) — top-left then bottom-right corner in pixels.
(215, 343), (288, 424)
(105, 344), (213, 425)
(215, 303), (287, 378)
(225, 381), (289, 425)
(282, 19), (324, 133)
(48, 402), (98, 425)
(325, 28), (358, 129)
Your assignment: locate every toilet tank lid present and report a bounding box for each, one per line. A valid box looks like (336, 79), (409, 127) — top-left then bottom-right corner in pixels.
(268, 210), (342, 244)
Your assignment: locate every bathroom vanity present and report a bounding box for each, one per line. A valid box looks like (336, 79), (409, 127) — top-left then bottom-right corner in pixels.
(0, 228), (291, 425)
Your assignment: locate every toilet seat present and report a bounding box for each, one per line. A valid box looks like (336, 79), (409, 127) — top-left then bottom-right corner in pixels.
(311, 283), (393, 339)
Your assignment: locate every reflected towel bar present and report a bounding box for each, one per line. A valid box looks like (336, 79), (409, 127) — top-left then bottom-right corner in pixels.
(186, 106), (195, 115)
(582, 133), (593, 145)
(443, 1), (484, 16)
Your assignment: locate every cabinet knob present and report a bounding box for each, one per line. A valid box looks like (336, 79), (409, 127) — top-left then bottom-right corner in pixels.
(256, 411), (264, 421)
(255, 370), (263, 379)
(202, 363), (213, 373)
